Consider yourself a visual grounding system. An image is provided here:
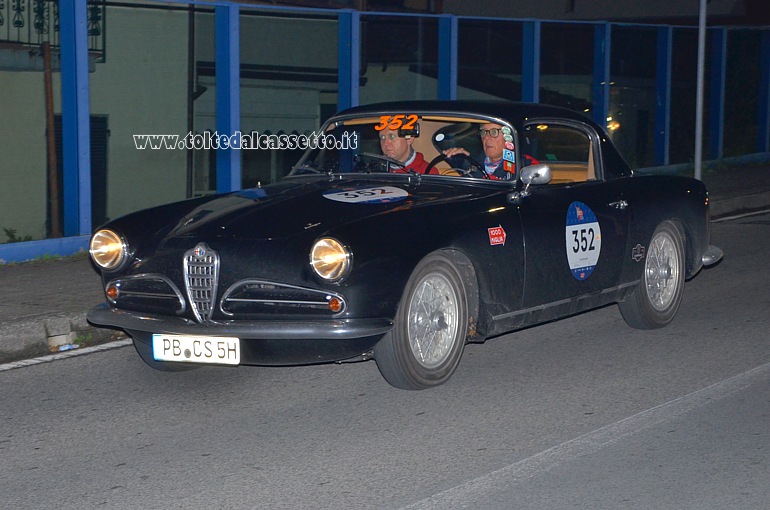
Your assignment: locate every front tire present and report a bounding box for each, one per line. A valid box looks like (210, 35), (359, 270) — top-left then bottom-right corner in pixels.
(619, 221), (685, 329)
(374, 252), (469, 390)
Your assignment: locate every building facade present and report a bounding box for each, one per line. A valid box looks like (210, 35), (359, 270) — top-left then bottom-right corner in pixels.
(1, 0), (768, 261)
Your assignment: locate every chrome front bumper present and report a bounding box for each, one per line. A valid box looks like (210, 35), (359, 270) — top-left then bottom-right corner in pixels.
(87, 303), (394, 340)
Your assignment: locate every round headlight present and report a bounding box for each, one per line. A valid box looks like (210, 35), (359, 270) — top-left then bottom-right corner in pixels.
(90, 229), (127, 270)
(310, 238), (351, 281)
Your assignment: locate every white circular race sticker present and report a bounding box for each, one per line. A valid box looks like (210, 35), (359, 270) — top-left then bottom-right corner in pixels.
(565, 201), (601, 280)
(323, 186), (409, 204)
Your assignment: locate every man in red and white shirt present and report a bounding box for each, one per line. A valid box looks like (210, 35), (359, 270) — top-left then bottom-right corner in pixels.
(379, 127), (429, 174)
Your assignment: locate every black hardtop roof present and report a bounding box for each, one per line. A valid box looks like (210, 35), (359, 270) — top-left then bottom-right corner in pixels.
(335, 100), (598, 129)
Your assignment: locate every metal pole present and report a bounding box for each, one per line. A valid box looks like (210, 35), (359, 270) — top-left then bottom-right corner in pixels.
(186, 4), (195, 198)
(694, 0), (707, 180)
(43, 42), (62, 238)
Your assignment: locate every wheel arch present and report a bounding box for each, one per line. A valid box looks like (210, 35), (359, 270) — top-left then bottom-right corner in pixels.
(668, 199), (709, 281)
(618, 218), (687, 329)
(373, 248), (476, 389)
(673, 216), (701, 280)
(638, 216), (696, 280)
(440, 248), (483, 342)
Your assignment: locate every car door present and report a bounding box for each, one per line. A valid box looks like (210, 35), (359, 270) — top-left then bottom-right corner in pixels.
(515, 119), (630, 320)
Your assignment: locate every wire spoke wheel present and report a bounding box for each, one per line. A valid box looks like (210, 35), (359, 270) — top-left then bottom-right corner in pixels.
(407, 273), (460, 369)
(374, 251), (471, 390)
(645, 230), (681, 311)
(618, 221), (685, 330)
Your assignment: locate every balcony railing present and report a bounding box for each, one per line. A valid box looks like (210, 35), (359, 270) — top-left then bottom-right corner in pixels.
(0, 0), (105, 61)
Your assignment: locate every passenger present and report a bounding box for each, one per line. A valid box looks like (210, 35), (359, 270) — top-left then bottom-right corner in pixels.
(379, 127), (429, 174)
(442, 122), (517, 180)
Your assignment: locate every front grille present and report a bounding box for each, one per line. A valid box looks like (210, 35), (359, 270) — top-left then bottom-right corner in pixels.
(184, 243), (219, 323)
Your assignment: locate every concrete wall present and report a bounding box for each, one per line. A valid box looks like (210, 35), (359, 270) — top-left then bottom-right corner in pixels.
(89, 6), (189, 222)
(0, 71), (60, 240)
(0, 5), (188, 240)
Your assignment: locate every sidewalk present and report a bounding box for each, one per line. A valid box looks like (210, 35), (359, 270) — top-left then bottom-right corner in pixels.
(1, 164), (769, 364)
(700, 163), (770, 219)
(0, 254), (117, 363)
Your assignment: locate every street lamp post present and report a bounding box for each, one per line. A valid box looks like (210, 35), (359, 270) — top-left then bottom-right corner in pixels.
(694, 0), (707, 180)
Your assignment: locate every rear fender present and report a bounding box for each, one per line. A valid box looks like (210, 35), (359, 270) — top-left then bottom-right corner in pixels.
(622, 177), (710, 282)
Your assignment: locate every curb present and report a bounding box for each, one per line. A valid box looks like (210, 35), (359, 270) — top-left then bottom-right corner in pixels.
(709, 190), (770, 219)
(0, 311), (124, 364)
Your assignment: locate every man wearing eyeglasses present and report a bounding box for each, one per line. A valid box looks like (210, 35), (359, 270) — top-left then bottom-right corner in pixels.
(379, 127), (429, 173)
(443, 122), (515, 180)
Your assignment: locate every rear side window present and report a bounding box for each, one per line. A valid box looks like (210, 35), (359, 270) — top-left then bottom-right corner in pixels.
(522, 123), (597, 183)
(524, 124), (590, 163)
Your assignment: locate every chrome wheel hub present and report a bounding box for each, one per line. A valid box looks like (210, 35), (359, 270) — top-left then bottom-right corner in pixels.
(645, 231), (680, 311)
(408, 273), (459, 369)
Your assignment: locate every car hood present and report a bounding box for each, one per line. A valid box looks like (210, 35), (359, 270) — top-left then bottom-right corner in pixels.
(164, 175), (508, 241)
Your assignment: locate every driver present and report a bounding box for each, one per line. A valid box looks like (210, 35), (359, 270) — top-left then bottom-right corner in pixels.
(379, 127), (429, 174)
(442, 122), (515, 180)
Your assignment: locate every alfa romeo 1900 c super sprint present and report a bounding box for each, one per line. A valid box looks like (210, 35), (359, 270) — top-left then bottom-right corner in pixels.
(87, 101), (723, 390)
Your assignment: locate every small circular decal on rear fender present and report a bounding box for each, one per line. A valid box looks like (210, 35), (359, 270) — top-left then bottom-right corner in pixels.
(565, 201), (602, 280)
(323, 186), (409, 204)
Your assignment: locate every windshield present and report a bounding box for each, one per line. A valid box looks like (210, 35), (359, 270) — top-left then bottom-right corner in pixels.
(292, 113), (527, 181)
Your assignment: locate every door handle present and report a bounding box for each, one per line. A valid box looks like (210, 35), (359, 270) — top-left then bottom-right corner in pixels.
(609, 200), (628, 210)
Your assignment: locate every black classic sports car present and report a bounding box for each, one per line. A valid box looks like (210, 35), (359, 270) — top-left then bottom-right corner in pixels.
(87, 101), (723, 389)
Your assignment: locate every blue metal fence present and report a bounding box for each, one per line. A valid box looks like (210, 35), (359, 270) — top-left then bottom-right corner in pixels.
(1, 0), (769, 263)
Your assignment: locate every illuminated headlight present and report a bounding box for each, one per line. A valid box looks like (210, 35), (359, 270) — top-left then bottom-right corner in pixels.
(310, 238), (351, 281)
(89, 229), (127, 270)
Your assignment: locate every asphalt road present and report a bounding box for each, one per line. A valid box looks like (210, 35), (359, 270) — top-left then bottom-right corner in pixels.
(2, 212), (769, 510)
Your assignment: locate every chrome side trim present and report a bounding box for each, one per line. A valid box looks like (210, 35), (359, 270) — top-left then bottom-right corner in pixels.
(106, 273), (186, 313)
(219, 279), (347, 316)
(492, 282), (638, 322)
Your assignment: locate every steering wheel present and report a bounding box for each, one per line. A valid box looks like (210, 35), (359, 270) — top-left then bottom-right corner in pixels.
(425, 153), (488, 179)
(355, 152), (407, 173)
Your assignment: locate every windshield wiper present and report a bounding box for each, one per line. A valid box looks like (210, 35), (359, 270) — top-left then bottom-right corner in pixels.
(290, 163), (326, 174)
(356, 152), (421, 175)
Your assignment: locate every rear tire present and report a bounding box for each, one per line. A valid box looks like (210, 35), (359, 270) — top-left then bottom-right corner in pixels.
(374, 252), (469, 390)
(619, 221), (685, 329)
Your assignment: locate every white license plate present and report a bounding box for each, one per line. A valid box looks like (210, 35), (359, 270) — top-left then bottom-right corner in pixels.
(152, 334), (240, 365)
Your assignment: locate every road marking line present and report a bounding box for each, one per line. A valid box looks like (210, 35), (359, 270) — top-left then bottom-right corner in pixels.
(713, 208), (770, 223)
(401, 362), (770, 510)
(0, 339), (132, 372)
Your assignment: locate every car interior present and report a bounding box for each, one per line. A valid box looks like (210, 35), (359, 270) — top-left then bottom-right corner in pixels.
(315, 114), (598, 183)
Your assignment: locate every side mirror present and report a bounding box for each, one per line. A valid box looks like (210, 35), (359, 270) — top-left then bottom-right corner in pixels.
(508, 164), (551, 203)
(520, 164), (552, 186)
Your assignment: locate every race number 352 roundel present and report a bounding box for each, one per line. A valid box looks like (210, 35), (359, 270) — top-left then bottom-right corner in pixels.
(565, 201), (602, 280)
